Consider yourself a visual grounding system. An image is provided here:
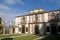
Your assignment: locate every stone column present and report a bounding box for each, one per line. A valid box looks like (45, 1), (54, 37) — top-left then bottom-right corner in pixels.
(9, 20), (13, 34)
(30, 24), (33, 34)
(14, 26), (19, 34)
(32, 24), (35, 34)
(39, 23), (44, 35)
(3, 26), (5, 34)
(9, 26), (13, 34)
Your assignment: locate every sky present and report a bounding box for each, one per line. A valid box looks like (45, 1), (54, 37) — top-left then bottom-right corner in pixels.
(0, 0), (60, 26)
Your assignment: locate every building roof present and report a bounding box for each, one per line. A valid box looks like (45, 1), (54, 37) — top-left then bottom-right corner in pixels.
(15, 9), (60, 18)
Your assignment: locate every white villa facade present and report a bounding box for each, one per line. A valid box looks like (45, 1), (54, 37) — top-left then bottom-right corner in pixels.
(14, 8), (60, 35)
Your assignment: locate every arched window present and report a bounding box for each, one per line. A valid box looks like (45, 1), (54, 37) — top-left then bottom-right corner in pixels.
(26, 27), (28, 32)
(22, 16), (25, 20)
(19, 27), (21, 32)
(51, 13), (55, 20)
(51, 13), (55, 16)
(46, 26), (50, 32)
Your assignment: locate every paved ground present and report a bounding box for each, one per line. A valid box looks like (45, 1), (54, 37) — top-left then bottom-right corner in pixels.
(34, 35), (51, 40)
(10, 34), (29, 38)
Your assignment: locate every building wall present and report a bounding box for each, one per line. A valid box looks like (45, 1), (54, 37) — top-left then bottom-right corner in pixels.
(26, 16), (29, 23)
(30, 24), (33, 34)
(45, 23), (51, 34)
(18, 25), (23, 34)
(32, 15), (35, 22)
(44, 13), (48, 22)
(15, 9), (60, 35)
(25, 24), (29, 34)
(15, 27), (19, 34)
(39, 23), (44, 35)
(57, 22), (60, 34)
(30, 15), (33, 23)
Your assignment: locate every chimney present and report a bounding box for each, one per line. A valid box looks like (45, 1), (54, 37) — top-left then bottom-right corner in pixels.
(29, 10), (34, 14)
(39, 8), (44, 12)
(29, 8), (44, 14)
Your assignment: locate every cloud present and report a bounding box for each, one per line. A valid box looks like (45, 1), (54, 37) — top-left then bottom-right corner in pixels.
(4, 0), (17, 4)
(4, 0), (24, 5)
(0, 4), (11, 10)
(0, 13), (4, 16)
(0, 11), (28, 26)
(17, 0), (24, 6)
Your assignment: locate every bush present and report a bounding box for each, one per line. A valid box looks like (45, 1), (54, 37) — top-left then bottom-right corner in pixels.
(0, 24), (4, 34)
(0, 24), (3, 29)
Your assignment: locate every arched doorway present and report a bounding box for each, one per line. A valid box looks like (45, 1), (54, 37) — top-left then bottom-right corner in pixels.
(13, 28), (15, 33)
(35, 25), (39, 34)
(50, 22), (57, 34)
(22, 25), (25, 33)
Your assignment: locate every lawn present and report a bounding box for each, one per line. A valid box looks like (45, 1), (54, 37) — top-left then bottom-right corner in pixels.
(13, 35), (40, 40)
(1, 34), (60, 40)
(1, 35), (40, 40)
(0, 34), (21, 38)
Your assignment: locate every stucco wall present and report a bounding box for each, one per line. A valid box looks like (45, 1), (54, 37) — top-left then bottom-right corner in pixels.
(15, 27), (19, 33)
(30, 24), (33, 34)
(44, 13), (48, 22)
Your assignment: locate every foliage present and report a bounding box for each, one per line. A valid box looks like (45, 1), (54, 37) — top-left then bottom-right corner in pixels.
(0, 24), (3, 29)
(0, 17), (2, 29)
(0, 17), (2, 24)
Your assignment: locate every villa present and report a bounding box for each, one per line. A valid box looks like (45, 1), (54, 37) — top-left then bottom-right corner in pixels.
(14, 8), (60, 35)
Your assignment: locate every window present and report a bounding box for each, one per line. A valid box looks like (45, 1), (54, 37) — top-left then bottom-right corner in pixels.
(51, 13), (55, 16)
(26, 27), (28, 32)
(57, 13), (60, 22)
(22, 16), (25, 20)
(51, 13), (55, 20)
(19, 28), (21, 31)
(46, 26), (50, 32)
(35, 15), (38, 22)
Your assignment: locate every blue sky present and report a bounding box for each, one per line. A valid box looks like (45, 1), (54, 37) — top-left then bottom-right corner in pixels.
(0, 0), (60, 25)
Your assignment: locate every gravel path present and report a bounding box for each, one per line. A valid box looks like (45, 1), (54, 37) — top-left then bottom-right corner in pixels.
(34, 35), (51, 40)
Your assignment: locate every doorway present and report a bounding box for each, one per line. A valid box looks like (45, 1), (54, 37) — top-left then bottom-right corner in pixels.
(50, 23), (57, 34)
(22, 25), (25, 33)
(35, 25), (39, 34)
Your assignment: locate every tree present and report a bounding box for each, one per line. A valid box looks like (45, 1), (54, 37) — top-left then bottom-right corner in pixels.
(0, 24), (3, 34)
(0, 17), (2, 24)
(0, 17), (3, 34)
(0, 24), (3, 29)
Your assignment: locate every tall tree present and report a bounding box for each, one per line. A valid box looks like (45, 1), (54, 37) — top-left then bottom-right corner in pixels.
(0, 17), (2, 24)
(0, 17), (3, 34)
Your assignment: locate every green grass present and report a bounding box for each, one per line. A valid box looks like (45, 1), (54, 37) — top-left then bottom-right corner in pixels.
(1, 34), (60, 40)
(0, 34), (21, 38)
(13, 35), (40, 40)
(1, 35), (40, 40)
